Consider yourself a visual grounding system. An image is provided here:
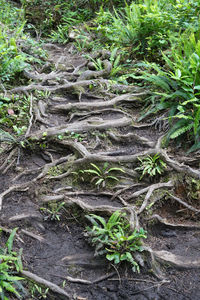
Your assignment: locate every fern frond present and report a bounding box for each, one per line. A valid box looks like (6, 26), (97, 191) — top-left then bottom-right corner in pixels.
(0, 129), (16, 144)
(170, 123), (193, 139)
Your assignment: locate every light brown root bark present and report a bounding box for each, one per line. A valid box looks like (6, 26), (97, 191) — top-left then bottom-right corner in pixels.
(137, 181), (173, 214)
(167, 193), (200, 214)
(78, 60), (112, 81)
(21, 270), (71, 299)
(153, 250), (200, 269)
(49, 93), (144, 113)
(107, 132), (155, 148)
(146, 214), (200, 229)
(28, 117), (132, 140)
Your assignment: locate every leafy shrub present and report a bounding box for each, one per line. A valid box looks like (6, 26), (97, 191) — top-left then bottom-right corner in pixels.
(0, 0), (27, 81)
(21, 0), (92, 36)
(140, 32), (200, 152)
(94, 1), (174, 59)
(85, 211), (147, 272)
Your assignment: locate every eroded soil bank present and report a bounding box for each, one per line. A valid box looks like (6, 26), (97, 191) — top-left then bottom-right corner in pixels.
(1, 43), (200, 299)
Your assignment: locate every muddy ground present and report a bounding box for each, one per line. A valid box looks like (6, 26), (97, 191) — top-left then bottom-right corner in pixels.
(1, 43), (200, 299)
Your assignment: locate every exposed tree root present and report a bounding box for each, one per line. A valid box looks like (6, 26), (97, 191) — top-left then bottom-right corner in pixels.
(153, 250), (200, 269)
(78, 60), (112, 81)
(53, 272), (116, 285)
(146, 214), (200, 229)
(21, 270), (71, 299)
(9, 212), (42, 222)
(0, 148), (17, 173)
(107, 132), (155, 148)
(160, 150), (200, 179)
(136, 181), (173, 214)
(21, 229), (46, 243)
(42, 195), (121, 213)
(28, 116), (132, 140)
(0, 184), (29, 210)
(49, 93), (144, 112)
(167, 193), (200, 214)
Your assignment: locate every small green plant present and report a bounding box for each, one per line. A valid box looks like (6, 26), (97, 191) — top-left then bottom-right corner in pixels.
(84, 162), (125, 188)
(48, 165), (63, 177)
(135, 154), (167, 180)
(85, 211), (147, 272)
(0, 228), (24, 300)
(40, 202), (65, 221)
(50, 25), (69, 44)
(31, 283), (49, 299)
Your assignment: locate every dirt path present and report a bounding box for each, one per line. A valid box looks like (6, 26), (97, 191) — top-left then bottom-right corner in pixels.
(1, 43), (200, 299)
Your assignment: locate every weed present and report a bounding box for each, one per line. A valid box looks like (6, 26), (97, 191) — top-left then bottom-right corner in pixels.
(0, 228), (24, 299)
(48, 165), (63, 177)
(31, 283), (49, 299)
(84, 162), (125, 188)
(40, 202), (66, 221)
(135, 154), (167, 180)
(85, 211), (147, 272)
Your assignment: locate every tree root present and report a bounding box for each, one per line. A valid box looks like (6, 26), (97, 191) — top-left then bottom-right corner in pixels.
(107, 132), (155, 148)
(0, 148), (17, 173)
(160, 150), (200, 179)
(137, 181), (173, 214)
(146, 214), (200, 229)
(21, 229), (46, 243)
(53, 271), (116, 285)
(21, 270), (71, 299)
(167, 193), (200, 214)
(42, 195), (121, 213)
(49, 93), (144, 112)
(9, 212), (42, 222)
(78, 60), (112, 81)
(153, 250), (200, 269)
(68, 108), (133, 123)
(28, 116), (132, 140)
(0, 184), (29, 210)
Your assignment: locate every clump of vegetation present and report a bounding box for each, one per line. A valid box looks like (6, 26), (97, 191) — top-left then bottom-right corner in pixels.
(140, 32), (200, 152)
(0, 228), (24, 300)
(85, 211), (147, 272)
(40, 202), (66, 221)
(135, 154), (167, 180)
(72, 163), (125, 189)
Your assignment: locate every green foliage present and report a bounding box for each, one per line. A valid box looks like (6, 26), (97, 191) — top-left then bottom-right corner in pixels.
(85, 211), (147, 272)
(40, 202), (66, 221)
(0, 228), (24, 300)
(135, 154), (167, 180)
(0, 0), (27, 81)
(94, 1), (172, 59)
(139, 31), (200, 152)
(0, 0), (47, 82)
(22, 0), (92, 36)
(83, 162), (125, 188)
(31, 284), (49, 299)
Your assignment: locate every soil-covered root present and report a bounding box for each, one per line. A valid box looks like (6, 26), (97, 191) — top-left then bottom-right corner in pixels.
(153, 250), (200, 269)
(21, 270), (71, 299)
(28, 116), (132, 140)
(147, 214), (200, 229)
(49, 93), (145, 113)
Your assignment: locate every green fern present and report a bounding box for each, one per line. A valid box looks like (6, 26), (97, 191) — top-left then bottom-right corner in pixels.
(170, 123), (193, 139)
(0, 129), (16, 144)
